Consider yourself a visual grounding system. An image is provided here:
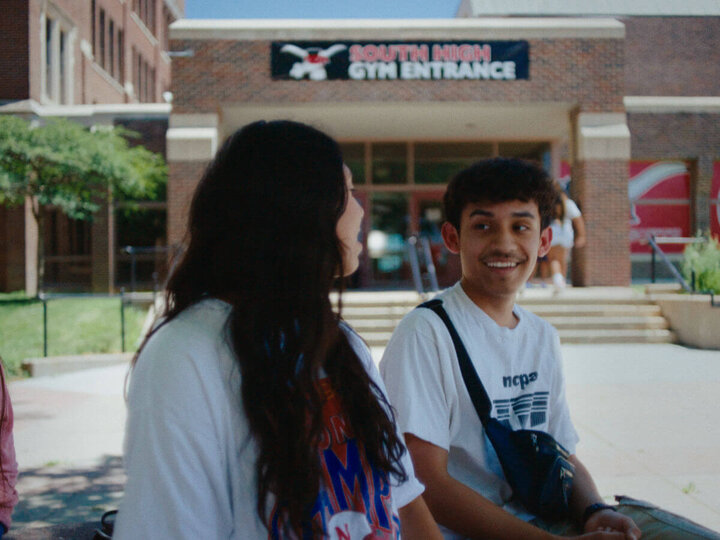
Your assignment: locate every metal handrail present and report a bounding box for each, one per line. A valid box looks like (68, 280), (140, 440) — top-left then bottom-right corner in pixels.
(648, 235), (718, 307)
(407, 235), (439, 295)
(648, 236), (693, 291)
(120, 245), (180, 292)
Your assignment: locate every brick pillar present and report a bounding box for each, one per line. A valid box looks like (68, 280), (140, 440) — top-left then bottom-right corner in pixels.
(168, 161), (208, 247)
(570, 112), (631, 286)
(694, 155), (715, 233)
(166, 114), (219, 251)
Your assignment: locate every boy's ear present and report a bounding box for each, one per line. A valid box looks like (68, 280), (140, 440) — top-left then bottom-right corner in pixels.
(441, 222), (461, 254)
(538, 226), (552, 258)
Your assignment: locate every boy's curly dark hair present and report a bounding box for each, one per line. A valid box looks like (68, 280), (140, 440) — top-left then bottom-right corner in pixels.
(443, 157), (558, 231)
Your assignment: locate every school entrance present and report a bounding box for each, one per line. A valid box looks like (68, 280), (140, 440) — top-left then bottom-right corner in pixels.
(340, 140), (551, 289)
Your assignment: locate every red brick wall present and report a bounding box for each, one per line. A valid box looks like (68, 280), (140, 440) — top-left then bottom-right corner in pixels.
(169, 33), (628, 285)
(170, 38), (625, 113)
(21, 0), (174, 105)
(114, 117), (168, 155)
(168, 161), (207, 247)
(0, 1), (30, 100)
(628, 112), (720, 232)
(624, 17), (720, 97)
(570, 160), (631, 285)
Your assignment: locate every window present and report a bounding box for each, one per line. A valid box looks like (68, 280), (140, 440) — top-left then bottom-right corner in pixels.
(108, 20), (115, 77)
(134, 0), (157, 36)
(415, 142), (492, 184)
(118, 30), (124, 83)
(45, 19), (53, 97)
(99, 9), (105, 69)
(91, 0), (96, 57)
(42, 11), (74, 104)
(340, 143), (366, 185)
(59, 29), (66, 103)
(372, 143), (408, 185)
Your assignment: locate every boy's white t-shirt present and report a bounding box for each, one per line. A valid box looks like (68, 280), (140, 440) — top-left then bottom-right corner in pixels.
(380, 282), (579, 540)
(114, 298), (423, 539)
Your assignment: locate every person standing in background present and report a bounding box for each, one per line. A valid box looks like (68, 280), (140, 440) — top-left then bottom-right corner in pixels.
(547, 189), (586, 291)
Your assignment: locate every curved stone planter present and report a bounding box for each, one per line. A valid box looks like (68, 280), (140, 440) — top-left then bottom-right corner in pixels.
(650, 293), (720, 350)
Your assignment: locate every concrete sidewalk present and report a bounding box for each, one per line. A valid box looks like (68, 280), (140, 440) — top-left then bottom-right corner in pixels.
(7, 343), (720, 535)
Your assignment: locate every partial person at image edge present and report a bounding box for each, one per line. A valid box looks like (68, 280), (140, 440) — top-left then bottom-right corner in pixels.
(0, 360), (18, 539)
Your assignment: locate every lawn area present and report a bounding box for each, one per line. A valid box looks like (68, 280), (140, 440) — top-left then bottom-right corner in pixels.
(0, 293), (148, 376)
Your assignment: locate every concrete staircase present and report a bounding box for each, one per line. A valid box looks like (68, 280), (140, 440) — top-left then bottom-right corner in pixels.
(335, 287), (676, 347)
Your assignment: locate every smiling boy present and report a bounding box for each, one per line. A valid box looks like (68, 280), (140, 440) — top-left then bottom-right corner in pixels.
(380, 158), (720, 539)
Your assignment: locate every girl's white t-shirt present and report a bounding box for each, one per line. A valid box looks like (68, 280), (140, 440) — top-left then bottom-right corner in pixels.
(114, 298), (423, 539)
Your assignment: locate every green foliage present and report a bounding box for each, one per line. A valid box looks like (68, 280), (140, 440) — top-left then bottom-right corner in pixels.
(682, 234), (720, 294)
(0, 116), (166, 220)
(0, 294), (147, 376)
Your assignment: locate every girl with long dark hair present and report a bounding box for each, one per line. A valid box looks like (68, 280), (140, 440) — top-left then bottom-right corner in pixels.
(114, 120), (440, 538)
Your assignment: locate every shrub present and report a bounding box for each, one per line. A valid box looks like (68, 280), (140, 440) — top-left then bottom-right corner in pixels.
(682, 234), (720, 294)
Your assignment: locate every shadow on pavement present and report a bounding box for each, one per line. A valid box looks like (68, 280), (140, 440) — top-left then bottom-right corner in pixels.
(8, 454), (125, 538)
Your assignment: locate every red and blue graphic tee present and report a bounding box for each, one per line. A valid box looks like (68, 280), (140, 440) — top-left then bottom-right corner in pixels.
(269, 378), (401, 539)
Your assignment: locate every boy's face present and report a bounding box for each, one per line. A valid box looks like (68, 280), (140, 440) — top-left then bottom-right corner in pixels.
(442, 199), (551, 303)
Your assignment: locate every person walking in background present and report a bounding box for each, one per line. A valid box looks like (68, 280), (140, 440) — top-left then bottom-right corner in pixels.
(0, 360), (18, 539)
(546, 188), (586, 291)
(113, 120), (441, 539)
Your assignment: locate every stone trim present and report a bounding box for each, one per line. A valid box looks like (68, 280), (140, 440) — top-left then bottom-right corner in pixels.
(624, 96), (720, 114)
(166, 127), (218, 161)
(169, 17), (625, 41)
(577, 112), (630, 161)
(169, 113), (219, 129)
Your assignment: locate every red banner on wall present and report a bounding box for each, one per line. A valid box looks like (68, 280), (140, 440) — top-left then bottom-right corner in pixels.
(711, 162), (720, 239)
(629, 161), (690, 254)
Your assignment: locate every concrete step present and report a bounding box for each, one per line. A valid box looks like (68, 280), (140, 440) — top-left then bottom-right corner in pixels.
(335, 288), (677, 347)
(557, 329), (677, 344)
(522, 304), (662, 317)
(341, 306), (413, 319)
(347, 315), (668, 333)
(544, 315), (669, 330)
(356, 327), (677, 347)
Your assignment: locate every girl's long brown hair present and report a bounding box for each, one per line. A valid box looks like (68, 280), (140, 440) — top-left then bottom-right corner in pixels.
(134, 120), (406, 532)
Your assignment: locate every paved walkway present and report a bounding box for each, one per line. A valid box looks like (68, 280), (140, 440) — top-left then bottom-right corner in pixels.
(7, 342), (720, 536)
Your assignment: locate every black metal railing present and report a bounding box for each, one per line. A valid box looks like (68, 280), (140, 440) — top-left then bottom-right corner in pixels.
(407, 235), (439, 295)
(648, 235), (718, 307)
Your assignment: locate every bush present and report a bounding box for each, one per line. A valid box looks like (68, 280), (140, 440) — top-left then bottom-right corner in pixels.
(682, 234), (720, 294)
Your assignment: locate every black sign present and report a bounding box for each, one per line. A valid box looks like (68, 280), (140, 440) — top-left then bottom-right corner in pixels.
(271, 40), (529, 81)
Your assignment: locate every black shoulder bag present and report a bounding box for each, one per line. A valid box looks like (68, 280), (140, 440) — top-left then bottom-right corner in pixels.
(419, 299), (575, 520)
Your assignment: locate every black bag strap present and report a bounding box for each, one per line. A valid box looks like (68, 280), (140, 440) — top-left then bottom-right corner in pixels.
(419, 299), (493, 424)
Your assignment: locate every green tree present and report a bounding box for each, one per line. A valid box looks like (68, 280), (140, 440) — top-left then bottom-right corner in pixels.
(0, 115), (166, 295)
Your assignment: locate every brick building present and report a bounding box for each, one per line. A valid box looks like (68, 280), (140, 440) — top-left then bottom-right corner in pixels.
(166, 3), (719, 288)
(0, 0), (183, 294)
(458, 0), (720, 285)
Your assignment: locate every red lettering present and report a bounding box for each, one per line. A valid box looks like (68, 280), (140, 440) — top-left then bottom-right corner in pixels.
(349, 44), (363, 62)
(318, 426), (332, 450)
(414, 44), (430, 62)
(432, 44), (452, 61)
(458, 45), (475, 61)
(395, 44), (409, 61)
(335, 524), (351, 540)
(330, 415), (352, 444)
(477, 44), (491, 62)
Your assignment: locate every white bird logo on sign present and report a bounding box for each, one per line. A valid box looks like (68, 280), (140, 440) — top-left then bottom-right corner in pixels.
(280, 43), (347, 80)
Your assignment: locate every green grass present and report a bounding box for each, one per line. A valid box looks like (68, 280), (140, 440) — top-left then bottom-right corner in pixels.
(0, 293), (148, 376)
